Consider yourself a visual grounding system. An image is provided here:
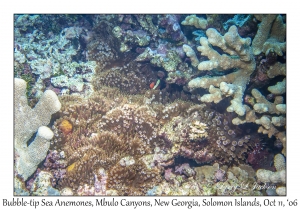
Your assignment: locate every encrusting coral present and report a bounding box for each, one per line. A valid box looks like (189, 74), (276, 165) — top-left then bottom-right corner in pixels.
(14, 78), (61, 181)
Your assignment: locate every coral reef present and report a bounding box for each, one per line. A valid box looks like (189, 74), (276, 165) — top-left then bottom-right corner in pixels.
(92, 61), (157, 95)
(50, 91), (162, 195)
(135, 45), (193, 85)
(14, 14), (287, 196)
(256, 154), (286, 195)
(149, 163), (261, 196)
(185, 21), (286, 158)
(246, 141), (274, 171)
(14, 22), (97, 97)
(30, 171), (61, 196)
(14, 78), (61, 181)
(159, 104), (254, 165)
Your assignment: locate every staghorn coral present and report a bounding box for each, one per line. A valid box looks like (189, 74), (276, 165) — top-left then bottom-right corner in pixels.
(256, 154), (286, 195)
(185, 20), (286, 158)
(267, 62), (286, 78)
(223, 15), (252, 31)
(14, 78), (61, 181)
(188, 25), (256, 116)
(233, 87), (286, 155)
(182, 44), (199, 67)
(181, 15), (208, 29)
(252, 15), (286, 56)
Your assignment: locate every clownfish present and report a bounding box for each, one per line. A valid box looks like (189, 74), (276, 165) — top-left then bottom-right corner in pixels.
(150, 82), (155, 89)
(149, 79), (160, 90)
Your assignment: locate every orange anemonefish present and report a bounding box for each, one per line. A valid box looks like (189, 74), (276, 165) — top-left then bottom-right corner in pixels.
(150, 79), (161, 90)
(150, 82), (155, 89)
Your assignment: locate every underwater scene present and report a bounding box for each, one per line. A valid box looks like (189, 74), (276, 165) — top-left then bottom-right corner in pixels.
(14, 14), (286, 196)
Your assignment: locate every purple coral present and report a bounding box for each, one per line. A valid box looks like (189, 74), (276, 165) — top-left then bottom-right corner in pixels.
(43, 150), (67, 184)
(214, 169), (226, 182)
(164, 168), (176, 182)
(247, 142), (275, 171)
(94, 169), (108, 195)
(180, 146), (215, 164)
(175, 163), (195, 177)
(44, 150), (67, 169)
(158, 15), (186, 42)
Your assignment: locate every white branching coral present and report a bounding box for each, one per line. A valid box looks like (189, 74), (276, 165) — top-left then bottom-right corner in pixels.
(14, 78), (61, 180)
(256, 154), (286, 195)
(252, 15), (286, 56)
(188, 25), (256, 116)
(181, 15), (208, 29)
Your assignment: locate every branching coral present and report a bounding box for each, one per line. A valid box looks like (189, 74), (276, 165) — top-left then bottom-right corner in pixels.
(232, 86), (286, 155)
(178, 16), (285, 163)
(181, 15), (208, 29)
(256, 154), (286, 195)
(252, 15), (286, 56)
(14, 78), (61, 181)
(188, 25), (256, 116)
